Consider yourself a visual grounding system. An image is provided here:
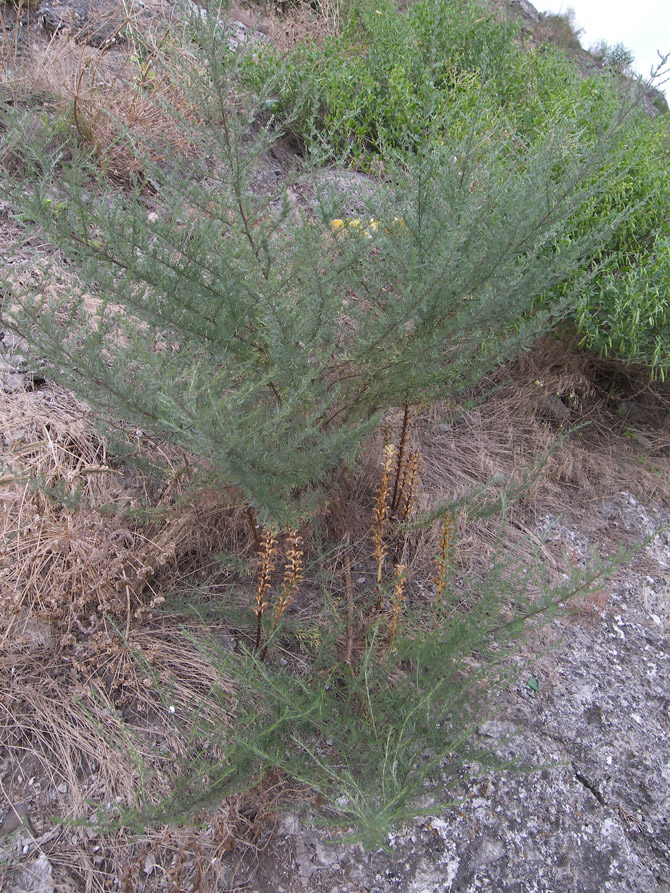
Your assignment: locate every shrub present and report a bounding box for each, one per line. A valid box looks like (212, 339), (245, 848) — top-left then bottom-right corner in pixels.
(564, 113), (670, 378)
(0, 3), (652, 521)
(247, 0), (520, 162)
(591, 40), (635, 73)
(576, 234), (670, 375)
(149, 550), (614, 848)
(117, 433), (625, 848)
(535, 8), (583, 53)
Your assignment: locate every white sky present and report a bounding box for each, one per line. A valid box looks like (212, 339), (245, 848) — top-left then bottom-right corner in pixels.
(538, 1), (670, 94)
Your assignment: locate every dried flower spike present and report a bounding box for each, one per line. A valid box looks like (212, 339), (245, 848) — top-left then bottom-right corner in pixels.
(433, 514), (455, 615)
(373, 441), (396, 612)
(254, 527), (278, 652)
(273, 529), (304, 628)
(398, 449), (422, 524)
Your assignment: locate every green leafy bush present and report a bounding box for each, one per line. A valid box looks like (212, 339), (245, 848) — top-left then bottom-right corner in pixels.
(566, 115), (670, 377)
(591, 40), (635, 72)
(248, 0), (670, 378)
(247, 0), (519, 162)
(577, 234), (670, 374)
(247, 0), (622, 163)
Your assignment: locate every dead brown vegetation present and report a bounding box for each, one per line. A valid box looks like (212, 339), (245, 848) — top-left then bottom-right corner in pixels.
(230, 0), (342, 52)
(1, 2), (200, 183)
(1, 0), (341, 186)
(534, 8), (584, 53)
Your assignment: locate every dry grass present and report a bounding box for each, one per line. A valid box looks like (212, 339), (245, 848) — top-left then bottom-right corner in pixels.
(0, 0), (39, 88)
(0, 378), (255, 888)
(230, 0), (342, 53)
(0, 372), (261, 641)
(0, 385), (167, 639)
(32, 34), (195, 181)
(0, 0), (341, 184)
(420, 338), (669, 512)
(388, 339), (667, 628)
(1, 2), (202, 183)
(0, 616), (239, 890)
(115, 768), (299, 893)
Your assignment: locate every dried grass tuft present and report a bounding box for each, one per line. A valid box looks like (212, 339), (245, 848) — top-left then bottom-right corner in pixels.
(416, 336), (670, 583)
(0, 0), (40, 90)
(31, 31), (194, 181)
(229, 0), (342, 54)
(1, 3), (201, 182)
(0, 386), (166, 639)
(0, 386), (246, 886)
(0, 619), (238, 891)
(0, 380), (257, 643)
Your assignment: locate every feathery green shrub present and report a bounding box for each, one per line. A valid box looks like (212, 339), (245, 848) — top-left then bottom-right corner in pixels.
(0, 2), (656, 520)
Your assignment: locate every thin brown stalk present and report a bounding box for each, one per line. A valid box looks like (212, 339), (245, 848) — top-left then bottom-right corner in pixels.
(343, 547), (354, 668)
(389, 448), (422, 568)
(73, 64), (93, 144)
(388, 563), (407, 650)
(122, 568), (132, 640)
(398, 450), (422, 525)
(390, 403), (411, 514)
(433, 514), (455, 616)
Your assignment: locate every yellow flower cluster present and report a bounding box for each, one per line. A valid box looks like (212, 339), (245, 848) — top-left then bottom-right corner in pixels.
(329, 217), (404, 237)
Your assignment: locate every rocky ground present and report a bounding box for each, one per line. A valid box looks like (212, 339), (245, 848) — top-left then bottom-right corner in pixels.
(185, 494), (670, 893)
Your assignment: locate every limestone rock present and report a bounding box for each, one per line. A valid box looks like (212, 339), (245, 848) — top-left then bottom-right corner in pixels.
(10, 854), (55, 893)
(39, 0), (124, 48)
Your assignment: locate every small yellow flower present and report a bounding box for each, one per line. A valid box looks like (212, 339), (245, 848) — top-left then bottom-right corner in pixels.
(330, 217), (387, 238)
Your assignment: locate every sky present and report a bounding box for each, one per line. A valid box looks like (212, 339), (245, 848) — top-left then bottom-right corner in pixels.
(537, 0), (670, 94)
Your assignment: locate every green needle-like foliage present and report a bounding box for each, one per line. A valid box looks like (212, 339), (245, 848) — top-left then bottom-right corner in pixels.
(0, 4), (653, 522)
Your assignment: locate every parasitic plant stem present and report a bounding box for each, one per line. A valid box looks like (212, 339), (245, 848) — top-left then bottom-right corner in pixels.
(374, 442), (395, 613)
(254, 527), (277, 653)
